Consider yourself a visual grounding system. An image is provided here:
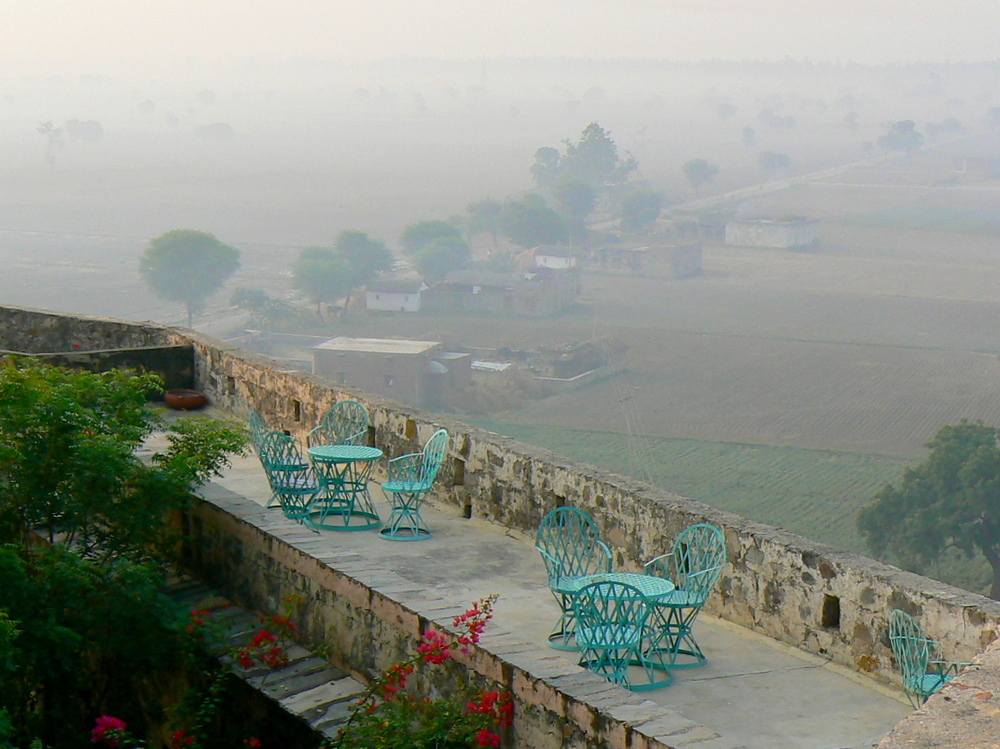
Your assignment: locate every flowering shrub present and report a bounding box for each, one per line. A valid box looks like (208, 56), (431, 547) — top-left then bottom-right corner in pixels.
(331, 595), (513, 749)
(89, 599), (301, 749)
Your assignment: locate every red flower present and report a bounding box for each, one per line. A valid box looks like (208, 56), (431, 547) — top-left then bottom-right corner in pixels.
(417, 629), (451, 664)
(91, 716), (127, 747)
(244, 738), (262, 748)
(169, 730), (196, 749)
(476, 729), (501, 747)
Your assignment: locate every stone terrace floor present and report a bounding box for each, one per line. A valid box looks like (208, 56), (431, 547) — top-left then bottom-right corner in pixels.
(169, 418), (913, 749)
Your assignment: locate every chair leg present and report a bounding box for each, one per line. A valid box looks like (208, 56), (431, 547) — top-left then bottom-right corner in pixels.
(379, 491), (432, 541)
(547, 591), (582, 651)
(648, 605), (708, 668)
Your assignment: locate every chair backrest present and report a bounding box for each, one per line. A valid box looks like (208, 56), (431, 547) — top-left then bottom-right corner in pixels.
(573, 580), (652, 648)
(308, 400), (370, 448)
(648, 523), (727, 600)
(889, 609), (938, 700)
(257, 430), (307, 473)
(418, 429), (450, 486)
(535, 507), (613, 585)
(249, 410), (269, 451)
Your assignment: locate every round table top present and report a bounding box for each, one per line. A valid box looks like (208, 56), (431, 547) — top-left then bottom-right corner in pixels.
(558, 571), (675, 599)
(308, 444), (384, 462)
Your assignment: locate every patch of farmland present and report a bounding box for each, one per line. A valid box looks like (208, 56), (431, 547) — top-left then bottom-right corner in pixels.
(469, 418), (912, 555)
(496, 332), (1000, 457)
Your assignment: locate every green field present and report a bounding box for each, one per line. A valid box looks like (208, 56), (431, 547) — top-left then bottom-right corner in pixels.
(469, 418), (913, 555)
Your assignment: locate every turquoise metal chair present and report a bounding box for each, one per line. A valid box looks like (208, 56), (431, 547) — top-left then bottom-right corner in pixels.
(378, 429), (449, 541)
(307, 400), (370, 449)
(257, 431), (321, 525)
(249, 410), (269, 452)
(572, 580), (671, 691)
(643, 522), (727, 668)
(535, 507), (613, 651)
(889, 609), (967, 708)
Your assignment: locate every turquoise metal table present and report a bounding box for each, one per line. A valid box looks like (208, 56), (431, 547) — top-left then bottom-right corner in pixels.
(307, 444), (383, 531)
(564, 572), (676, 690)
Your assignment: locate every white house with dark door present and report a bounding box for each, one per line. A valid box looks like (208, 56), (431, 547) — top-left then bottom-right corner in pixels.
(529, 245), (578, 270)
(365, 280), (428, 312)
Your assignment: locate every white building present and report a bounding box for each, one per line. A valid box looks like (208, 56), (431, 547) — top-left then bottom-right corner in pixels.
(365, 280), (427, 313)
(725, 218), (819, 249)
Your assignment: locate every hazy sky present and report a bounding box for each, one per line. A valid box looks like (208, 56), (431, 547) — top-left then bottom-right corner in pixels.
(4, 0), (999, 75)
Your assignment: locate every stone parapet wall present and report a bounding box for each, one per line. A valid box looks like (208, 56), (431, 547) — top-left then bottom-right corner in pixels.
(186, 485), (723, 749)
(0, 305), (172, 353)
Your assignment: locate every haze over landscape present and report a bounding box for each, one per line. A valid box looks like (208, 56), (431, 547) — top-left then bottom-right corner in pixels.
(5, 1), (1000, 594)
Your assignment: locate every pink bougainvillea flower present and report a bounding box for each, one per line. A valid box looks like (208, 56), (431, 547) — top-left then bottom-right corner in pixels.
(91, 716), (127, 747)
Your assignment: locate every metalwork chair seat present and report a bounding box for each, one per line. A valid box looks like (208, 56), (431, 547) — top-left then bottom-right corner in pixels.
(307, 400), (370, 449)
(257, 431), (321, 526)
(379, 429), (449, 541)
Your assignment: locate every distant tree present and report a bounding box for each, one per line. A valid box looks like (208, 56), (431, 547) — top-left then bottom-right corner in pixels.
(292, 247), (350, 318)
(877, 120), (924, 159)
(335, 230), (394, 288)
(400, 220), (464, 255)
(716, 102), (737, 120)
(681, 159), (720, 197)
(741, 126), (756, 149)
(140, 229), (240, 327)
(551, 179), (597, 245)
(757, 150), (792, 179)
(36, 121), (63, 167)
(63, 119), (103, 143)
(532, 123), (637, 191)
(858, 421), (1000, 600)
(615, 188), (664, 233)
(465, 198), (502, 248)
(231, 287), (297, 329)
(530, 147), (562, 189)
(498, 194), (568, 249)
(413, 236), (471, 281)
(561, 122), (637, 188)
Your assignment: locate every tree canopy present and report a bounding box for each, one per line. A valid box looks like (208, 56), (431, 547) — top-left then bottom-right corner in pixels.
(531, 123), (637, 190)
(139, 229), (241, 327)
(400, 220), (463, 255)
(858, 421), (1000, 599)
(552, 179), (597, 246)
(878, 120), (924, 158)
(465, 198), (502, 248)
(412, 236), (471, 281)
(681, 159), (720, 197)
(292, 246), (351, 317)
(615, 187), (664, 233)
(335, 230), (394, 288)
(498, 194), (568, 249)
(757, 150), (792, 178)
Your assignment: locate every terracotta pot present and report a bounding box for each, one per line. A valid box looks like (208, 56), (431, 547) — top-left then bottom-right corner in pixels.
(164, 388), (208, 410)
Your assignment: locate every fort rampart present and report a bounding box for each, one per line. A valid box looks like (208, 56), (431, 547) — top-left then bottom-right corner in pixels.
(4, 303), (999, 747)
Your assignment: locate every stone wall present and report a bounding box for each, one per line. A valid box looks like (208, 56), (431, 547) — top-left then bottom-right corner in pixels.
(0, 305), (171, 353)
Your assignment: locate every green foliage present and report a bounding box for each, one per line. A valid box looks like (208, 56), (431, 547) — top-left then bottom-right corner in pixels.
(412, 236), (471, 281)
(878, 120), (924, 157)
(552, 179), (596, 245)
(293, 247), (351, 317)
(531, 123), (637, 191)
(858, 420), (1000, 599)
(465, 199), (502, 248)
(615, 187), (664, 232)
(335, 230), (394, 288)
(0, 360), (248, 744)
(681, 159), (720, 197)
(400, 221), (464, 255)
(498, 194), (568, 249)
(139, 230), (241, 327)
(231, 288), (299, 330)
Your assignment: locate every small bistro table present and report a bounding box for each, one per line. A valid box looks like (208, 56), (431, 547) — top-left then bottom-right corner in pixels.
(306, 444), (383, 531)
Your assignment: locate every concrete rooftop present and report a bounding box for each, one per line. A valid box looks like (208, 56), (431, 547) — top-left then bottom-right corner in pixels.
(193, 427), (912, 749)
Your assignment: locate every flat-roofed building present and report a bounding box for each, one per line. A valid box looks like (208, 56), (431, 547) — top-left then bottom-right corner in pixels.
(311, 337), (442, 406)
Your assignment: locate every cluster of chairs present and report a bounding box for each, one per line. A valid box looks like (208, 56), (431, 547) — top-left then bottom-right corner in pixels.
(249, 402), (449, 539)
(536, 507), (727, 690)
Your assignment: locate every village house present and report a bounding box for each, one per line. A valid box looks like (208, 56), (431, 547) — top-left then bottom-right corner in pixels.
(364, 280), (428, 313)
(725, 216), (819, 249)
